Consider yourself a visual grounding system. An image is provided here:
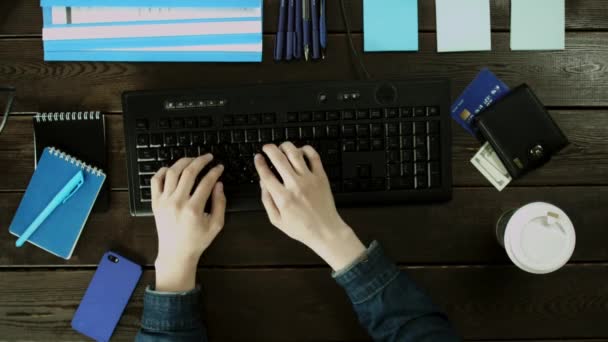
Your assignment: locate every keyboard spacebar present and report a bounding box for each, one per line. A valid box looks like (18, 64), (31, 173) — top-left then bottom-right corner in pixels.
(223, 183), (259, 196)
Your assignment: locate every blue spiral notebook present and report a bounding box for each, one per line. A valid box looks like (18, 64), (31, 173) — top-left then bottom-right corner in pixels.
(8, 147), (106, 259)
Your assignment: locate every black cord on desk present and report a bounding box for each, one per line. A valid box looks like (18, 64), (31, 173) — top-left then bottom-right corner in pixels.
(339, 0), (371, 80)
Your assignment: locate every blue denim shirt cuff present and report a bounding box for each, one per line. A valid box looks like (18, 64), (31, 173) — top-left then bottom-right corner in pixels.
(332, 241), (400, 305)
(141, 285), (202, 332)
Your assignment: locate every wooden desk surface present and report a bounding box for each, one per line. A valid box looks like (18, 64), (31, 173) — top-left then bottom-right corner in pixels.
(1, 1), (607, 340)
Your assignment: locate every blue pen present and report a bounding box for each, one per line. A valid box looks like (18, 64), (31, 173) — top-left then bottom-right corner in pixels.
(286, 0), (295, 60)
(15, 171), (84, 248)
(294, 0), (303, 59)
(274, 0), (287, 61)
(311, 0), (321, 59)
(320, 0), (327, 58)
(303, 0), (311, 61)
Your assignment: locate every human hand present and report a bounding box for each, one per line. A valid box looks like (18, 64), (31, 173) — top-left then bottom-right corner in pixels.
(151, 155), (226, 292)
(254, 143), (366, 271)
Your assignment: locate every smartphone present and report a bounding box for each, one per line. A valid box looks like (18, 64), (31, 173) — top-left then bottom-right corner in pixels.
(72, 251), (142, 342)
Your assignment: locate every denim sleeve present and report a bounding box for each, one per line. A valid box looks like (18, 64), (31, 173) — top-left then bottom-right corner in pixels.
(135, 286), (207, 342)
(333, 241), (461, 342)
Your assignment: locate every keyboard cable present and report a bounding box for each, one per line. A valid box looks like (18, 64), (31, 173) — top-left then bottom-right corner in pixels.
(339, 0), (371, 80)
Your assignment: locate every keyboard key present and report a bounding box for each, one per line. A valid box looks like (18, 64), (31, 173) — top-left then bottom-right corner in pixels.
(401, 107), (413, 117)
(357, 164), (371, 178)
(387, 150), (401, 163)
(140, 175), (152, 187)
(385, 108), (399, 118)
(343, 179), (357, 192)
(246, 129), (259, 142)
(150, 134), (163, 147)
(314, 126), (327, 138)
(359, 179), (372, 191)
(192, 132), (204, 145)
(239, 143), (253, 155)
(388, 164), (401, 177)
(414, 107), (426, 117)
(414, 121), (426, 135)
(387, 123), (399, 136)
(248, 114), (261, 125)
(286, 127), (300, 140)
(357, 124), (370, 137)
(357, 139), (370, 151)
(164, 133), (177, 146)
(158, 148), (171, 160)
(286, 112), (298, 122)
(371, 124), (384, 137)
(205, 131), (218, 144)
(177, 132), (191, 146)
(403, 163), (414, 177)
(401, 122), (413, 135)
(372, 178), (386, 190)
(430, 161), (440, 175)
(262, 113), (276, 124)
(327, 111), (340, 121)
(356, 109), (369, 120)
(327, 125), (340, 138)
(402, 136), (414, 149)
(138, 148), (156, 161)
(233, 130), (245, 142)
(342, 110), (355, 120)
(428, 121), (439, 134)
(199, 116), (213, 127)
(415, 162), (427, 175)
(136, 134), (149, 147)
(219, 131), (232, 143)
(313, 111), (326, 121)
(171, 118), (184, 129)
(326, 165), (341, 179)
(235, 115), (247, 125)
(415, 136), (427, 147)
(223, 116), (234, 126)
(343, 125), (356, 137)
(428, 106), (440, 116)
(274, 128), (286, 141)
(301, 126), (314, 139)
(185, 146), (199, 157)
(343, 140), (356, 152)
(135, 119), (148, 130)
(158, 119), (170, 129)
(415, 148), (427, 161)
(260, 128), (273, 141)
(141, 188), (152, 201)
(387, 136), (400, 150)
(171, 147), (185, 160)
(415, 176), (428, 189)
(185, 117), (197, 128)
(402, 150), (414, 162)
(389, 177), (414, 190)
(299, 112), (312, 122)
(139, 161), (160, 173)
(370, 109), (382, 119)
(429, 136), (440, 160)
(372, 139), (384, 151)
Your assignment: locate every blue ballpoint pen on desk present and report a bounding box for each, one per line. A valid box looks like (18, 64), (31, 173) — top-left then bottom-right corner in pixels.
(294, 0), (303, 59)
(286, 0), (295, 60)
(311, 0), (321, 59)
(320, 0), (327, 58)
(15, 170), (84, 247)
(303, 0), (311, 61)
(274, 0), (288, 61)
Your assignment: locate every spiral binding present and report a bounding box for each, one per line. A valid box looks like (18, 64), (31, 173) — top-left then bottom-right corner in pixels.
(34, 111), (101, 122)
(48, 147), (105, 177)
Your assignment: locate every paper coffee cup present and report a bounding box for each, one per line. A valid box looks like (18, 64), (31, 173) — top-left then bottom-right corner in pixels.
(496, 202), (575, 274)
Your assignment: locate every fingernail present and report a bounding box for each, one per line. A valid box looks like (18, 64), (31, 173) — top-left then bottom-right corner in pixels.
(217, 164), (224, 170)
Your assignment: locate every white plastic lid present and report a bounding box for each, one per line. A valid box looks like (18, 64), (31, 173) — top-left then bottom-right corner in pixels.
(504, 202), (575, 274)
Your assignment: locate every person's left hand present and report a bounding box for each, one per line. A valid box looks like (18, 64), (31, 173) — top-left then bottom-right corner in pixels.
(151, 155), (226, 292)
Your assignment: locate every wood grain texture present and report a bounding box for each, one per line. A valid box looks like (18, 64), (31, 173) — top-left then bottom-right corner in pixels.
(1, 187), (606, 266)
(1, 32), (607, 112)
(1, 109), (606, 191)
(2, 0), (608, 36)
(1, 265), (608, 341)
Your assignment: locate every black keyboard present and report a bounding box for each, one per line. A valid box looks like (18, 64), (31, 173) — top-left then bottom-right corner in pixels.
(122, 80), (452, 216)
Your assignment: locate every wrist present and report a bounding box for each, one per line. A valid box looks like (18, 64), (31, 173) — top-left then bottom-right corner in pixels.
(154, 255), (199, 292)
(310, 223), (366, 272)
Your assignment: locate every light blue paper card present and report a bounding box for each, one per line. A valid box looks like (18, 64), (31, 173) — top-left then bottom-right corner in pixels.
(511, 0), (565, 50)
(435, 0), (491, 52)
(363, 0), (418, 52)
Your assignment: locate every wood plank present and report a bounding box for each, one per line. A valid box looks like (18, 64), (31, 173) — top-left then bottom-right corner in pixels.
(1, 265), (608, 341)
(1, 33), (607, 111)
(2, 0), (608, 36)
(1, 109), (606, 191)
(1, 187), (606, 266)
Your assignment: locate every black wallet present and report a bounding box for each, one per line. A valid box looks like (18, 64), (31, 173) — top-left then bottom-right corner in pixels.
(475, 84), (569, 179)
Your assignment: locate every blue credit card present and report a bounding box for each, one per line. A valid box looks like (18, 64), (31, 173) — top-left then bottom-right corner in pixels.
(451, 68), (510, 136)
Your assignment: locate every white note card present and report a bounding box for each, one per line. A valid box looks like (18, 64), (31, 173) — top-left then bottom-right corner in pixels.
(511, 0), (565, 50)
(435, 0), (491, 52)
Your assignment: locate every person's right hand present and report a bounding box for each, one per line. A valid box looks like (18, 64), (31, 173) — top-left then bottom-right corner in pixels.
(254, 142), (366, 271)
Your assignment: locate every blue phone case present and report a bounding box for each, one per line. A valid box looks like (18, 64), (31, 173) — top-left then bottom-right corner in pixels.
(71, 251), (142, 342)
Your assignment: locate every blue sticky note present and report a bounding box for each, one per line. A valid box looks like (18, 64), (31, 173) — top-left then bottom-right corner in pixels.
(363, 0), (418, 52)
(451, 69), (510, 137)
(511, 0), (565, 50)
